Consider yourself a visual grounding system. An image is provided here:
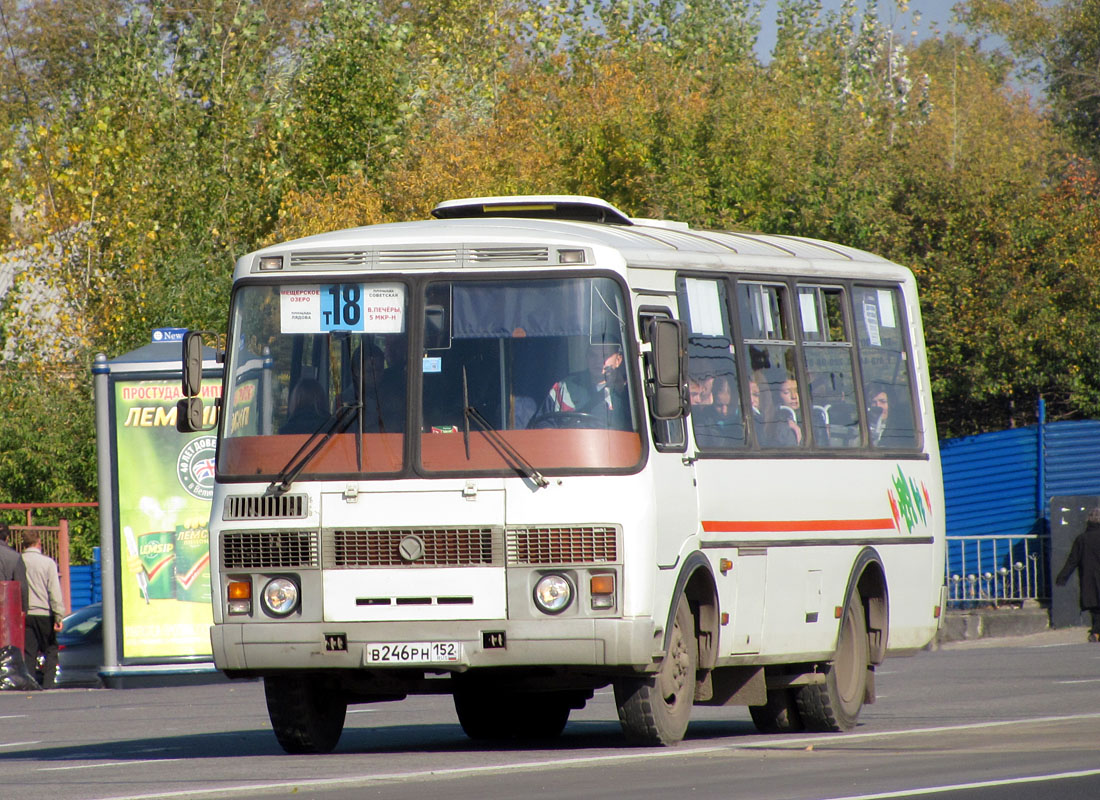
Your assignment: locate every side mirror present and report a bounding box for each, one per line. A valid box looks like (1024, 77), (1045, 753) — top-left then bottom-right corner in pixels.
(182, 331), (205, 397)
(647, 318), (688, 420)
(176, 397), (205, 433)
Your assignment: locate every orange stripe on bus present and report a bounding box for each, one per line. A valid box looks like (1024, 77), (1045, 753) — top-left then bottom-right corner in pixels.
(702, 518), (896, 533)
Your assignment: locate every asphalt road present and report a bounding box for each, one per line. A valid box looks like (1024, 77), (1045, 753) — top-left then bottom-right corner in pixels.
(2, 626), (1099, 800)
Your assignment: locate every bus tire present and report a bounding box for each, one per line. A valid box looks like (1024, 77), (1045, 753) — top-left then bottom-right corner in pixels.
(264, 675), (347, 754)
(796, 595), (869, 732)
(453, 687), (571, 741)
(614, 593), (696, 746)
(749, 688), (805, 734)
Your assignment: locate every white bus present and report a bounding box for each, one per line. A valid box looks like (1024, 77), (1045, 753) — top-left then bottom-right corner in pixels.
(179, 195), (945, 753)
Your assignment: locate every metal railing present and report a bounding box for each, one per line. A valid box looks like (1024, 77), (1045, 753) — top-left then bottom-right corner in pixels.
(945, 534), (1049, 608)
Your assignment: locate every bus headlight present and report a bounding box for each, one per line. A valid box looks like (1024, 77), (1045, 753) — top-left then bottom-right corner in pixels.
(533, 574), (573, 614)
(261, 577), (299, 617)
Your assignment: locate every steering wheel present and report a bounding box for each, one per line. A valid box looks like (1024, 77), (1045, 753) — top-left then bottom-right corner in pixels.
(527, 411), (603, 429)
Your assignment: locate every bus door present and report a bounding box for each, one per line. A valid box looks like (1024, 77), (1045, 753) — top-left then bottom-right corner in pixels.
(639, 306), (698, 569)
(675, 275), (766, 653)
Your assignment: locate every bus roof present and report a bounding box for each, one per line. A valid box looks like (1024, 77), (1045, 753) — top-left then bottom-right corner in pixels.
(242, 196), (901, 281)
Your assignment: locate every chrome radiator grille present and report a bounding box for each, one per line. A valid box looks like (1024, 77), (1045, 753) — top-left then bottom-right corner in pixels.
(507, 526), (619, 565)
(325, 527), (502, 568)
(221, 530), (319, 569)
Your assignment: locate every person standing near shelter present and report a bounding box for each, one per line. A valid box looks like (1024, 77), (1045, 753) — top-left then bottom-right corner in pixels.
(1055, 507), (1100, 642)
(0, 522), (28, 614)
(21, 530), (65, 688)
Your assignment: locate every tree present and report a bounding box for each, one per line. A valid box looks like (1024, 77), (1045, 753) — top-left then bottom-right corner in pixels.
(961, 0), (1100, 159)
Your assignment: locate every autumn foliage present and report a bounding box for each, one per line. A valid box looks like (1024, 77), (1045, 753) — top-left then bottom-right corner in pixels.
(0, 0), (1098, 535)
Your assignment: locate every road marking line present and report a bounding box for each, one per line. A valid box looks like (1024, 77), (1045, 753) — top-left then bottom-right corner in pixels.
(734, 711), (1100, 749)
(1056, 678), (1100, 684)
(40, 758), (184, 772)
(0, 715), (27, 719)
(76, 712), (1100, 800)
(0, 741), (41, 748)
(815, 768), (1100, 799)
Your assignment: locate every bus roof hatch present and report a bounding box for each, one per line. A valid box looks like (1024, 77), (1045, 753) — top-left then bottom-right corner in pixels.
(431, 195), (634, 226)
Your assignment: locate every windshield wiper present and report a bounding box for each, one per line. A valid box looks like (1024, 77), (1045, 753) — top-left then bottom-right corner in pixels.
(266, 402), (360, 496)
(461, 371), (547, 489)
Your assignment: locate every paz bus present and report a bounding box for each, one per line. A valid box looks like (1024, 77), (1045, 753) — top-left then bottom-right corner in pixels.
(178, 195), (944, 753)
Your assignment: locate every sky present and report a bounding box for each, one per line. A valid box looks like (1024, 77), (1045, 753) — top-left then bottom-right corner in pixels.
(754, 0), (970, 62)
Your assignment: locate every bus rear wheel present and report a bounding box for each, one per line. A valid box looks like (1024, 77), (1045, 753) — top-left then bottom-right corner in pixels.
(614, 594), (697, 746)
(264, 675), (347, 754)
(453, 686), (572, 741)
(796, 595), (869, 732)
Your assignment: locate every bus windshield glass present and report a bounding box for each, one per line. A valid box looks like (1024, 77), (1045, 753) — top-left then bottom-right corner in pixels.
(218, 275), (642, 479)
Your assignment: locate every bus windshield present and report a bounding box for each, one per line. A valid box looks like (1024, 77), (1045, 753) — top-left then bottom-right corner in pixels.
(218, 275), (643, 479)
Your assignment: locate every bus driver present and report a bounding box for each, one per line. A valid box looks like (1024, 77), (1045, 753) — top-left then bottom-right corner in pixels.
(535, 342), (630, 429)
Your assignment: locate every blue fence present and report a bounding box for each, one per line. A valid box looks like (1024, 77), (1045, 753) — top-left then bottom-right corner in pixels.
(940, 415), (1100, 602)
(69, 547), (102, 611)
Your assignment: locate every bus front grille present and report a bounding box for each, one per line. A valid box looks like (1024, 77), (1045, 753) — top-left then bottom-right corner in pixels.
(221, 530), (319, 569)
(223, 494), (308, 521)
(507, 526), (619, 565)
(326, 527), (503, 568)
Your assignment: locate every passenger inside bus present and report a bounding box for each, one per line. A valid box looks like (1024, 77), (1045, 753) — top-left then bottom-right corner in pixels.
(694, 374), (745, 448)
(280, 377), (330, 434)
(749, 376), (766, 444)
(688, 376), (714, 408)
(531, 342), (631, 429)
(867, 383), (914, 448)
(753, 371), (801, 447)
(775, 377), (803, 445)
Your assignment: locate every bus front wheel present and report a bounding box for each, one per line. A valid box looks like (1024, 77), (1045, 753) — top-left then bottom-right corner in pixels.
(264, 675), (347, 754)
(614, 594), (697, 746)
(796, 595), (869, 732)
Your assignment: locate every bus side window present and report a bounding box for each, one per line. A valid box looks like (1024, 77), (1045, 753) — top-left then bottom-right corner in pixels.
(677, 276), (745, 451)
(798, 285), (860, 448)
(737, 282), (802, 448)
(853, 285), (919, 450)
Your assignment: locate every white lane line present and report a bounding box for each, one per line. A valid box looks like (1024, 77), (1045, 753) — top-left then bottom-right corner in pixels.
(71, 712), (1100, 800)
(815, 768), (1100, 800)
(346, 708), (377, 714)
(40, 758), (184, 772)
(734, 711), (1100, 749)
(1057, 678), (1100, 684)
(0, 740), (41, 748)
(0, 715), (27, 719)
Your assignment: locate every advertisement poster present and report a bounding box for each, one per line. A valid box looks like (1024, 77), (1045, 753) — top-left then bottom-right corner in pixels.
(114, 378), (221, 659)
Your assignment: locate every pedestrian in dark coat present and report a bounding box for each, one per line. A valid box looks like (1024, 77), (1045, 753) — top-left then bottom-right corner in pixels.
(1055, 507), (1100, 641)
(0, 522), (29, 613)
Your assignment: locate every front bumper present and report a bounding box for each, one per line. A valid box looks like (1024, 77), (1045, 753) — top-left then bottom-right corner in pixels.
(212, 616), (659, 673)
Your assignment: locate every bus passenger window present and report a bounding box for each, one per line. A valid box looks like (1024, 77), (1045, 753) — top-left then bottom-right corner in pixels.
(677, 276), (744, 450)
(738, 282), (802, 448)
(853, 285), (919, 449)
(799, 285), (860, 448)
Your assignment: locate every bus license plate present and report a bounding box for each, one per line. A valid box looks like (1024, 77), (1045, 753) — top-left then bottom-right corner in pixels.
(365, 642), (462, 664)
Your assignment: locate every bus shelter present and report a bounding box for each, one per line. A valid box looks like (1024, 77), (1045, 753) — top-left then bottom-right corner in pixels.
(94, 329), (222, 687)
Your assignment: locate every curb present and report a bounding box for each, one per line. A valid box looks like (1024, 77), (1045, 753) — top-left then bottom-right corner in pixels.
(936, 605), (1051, 645)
